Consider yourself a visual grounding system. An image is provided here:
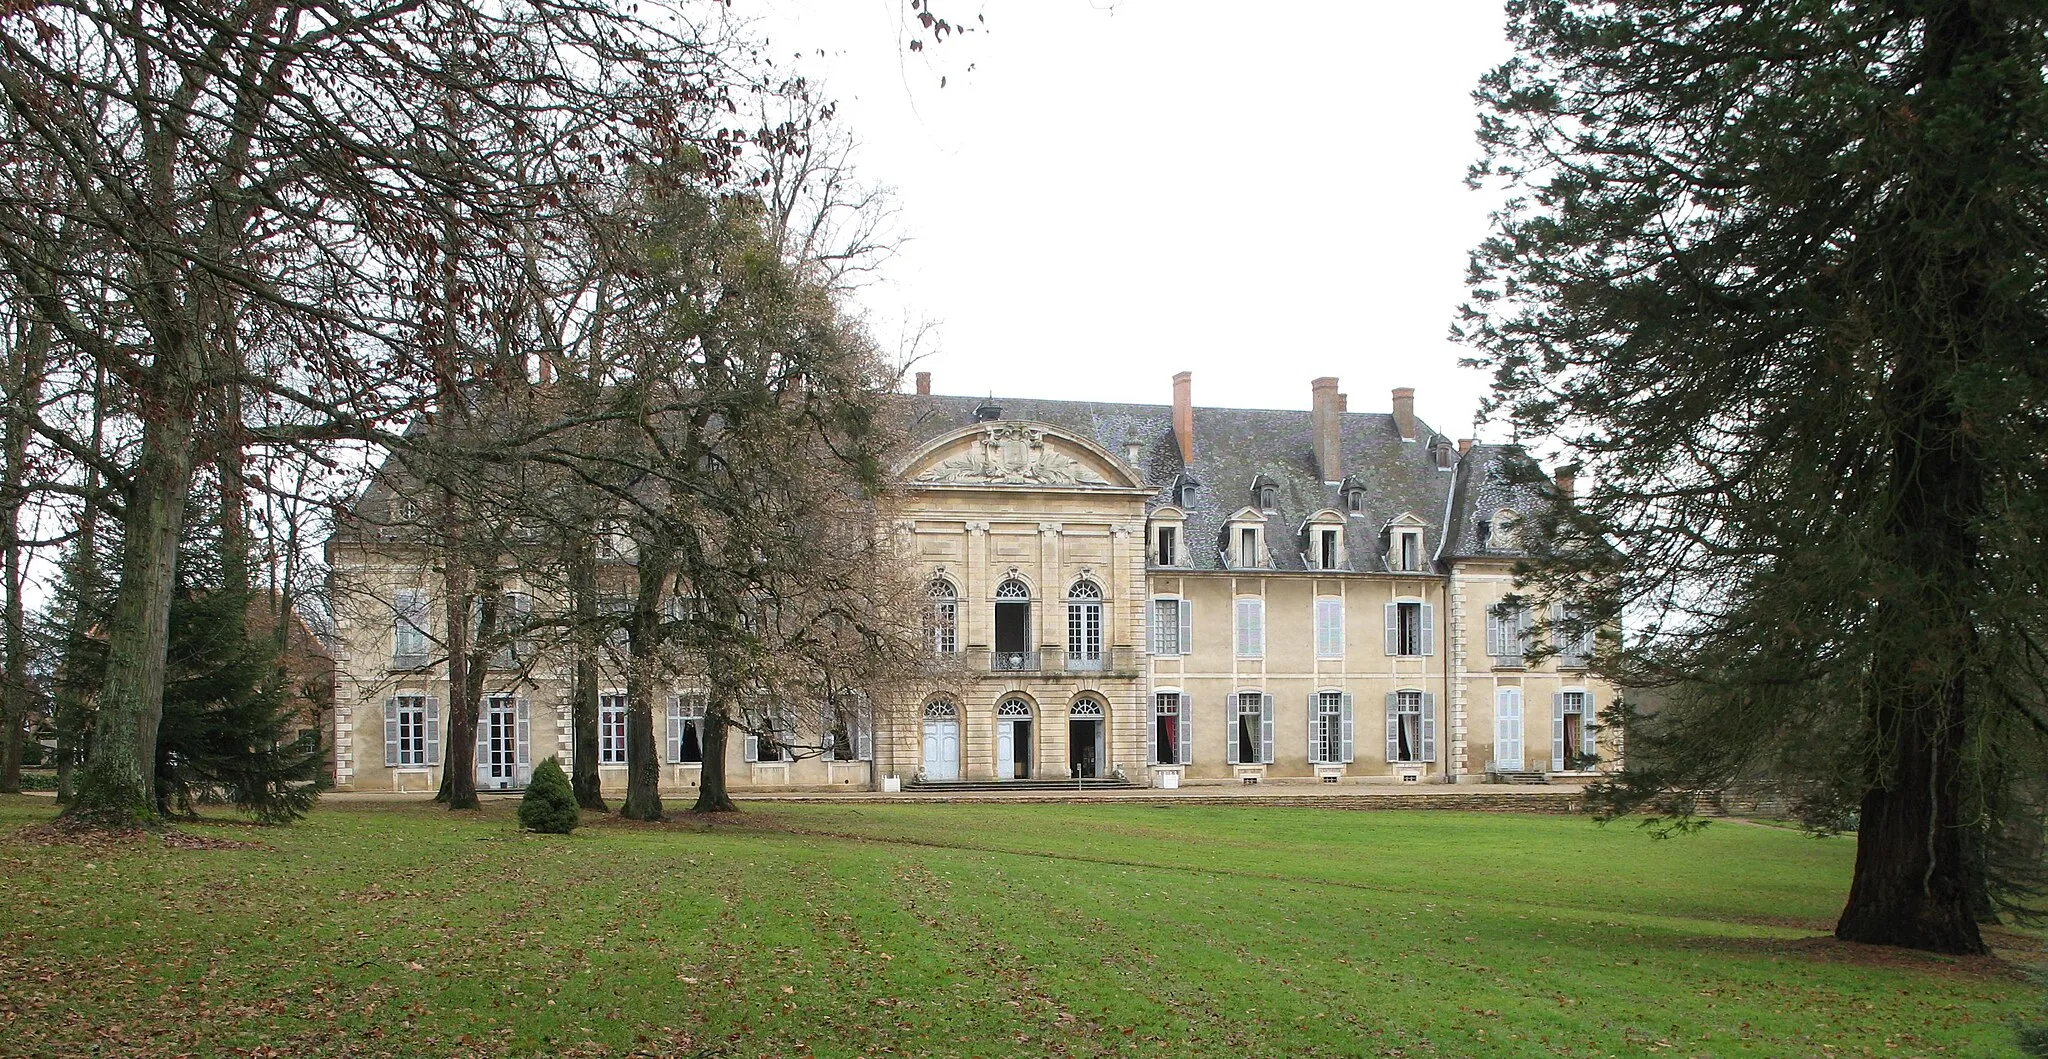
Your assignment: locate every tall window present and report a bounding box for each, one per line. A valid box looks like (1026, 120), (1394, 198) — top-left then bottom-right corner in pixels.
(1066, 580), (1103, 668)
(667, 695), (705, 764)
(1553, 604), (1594, 668)
(393, 590), (428, 665)
(386, 694), (432, 766)
(1386, 600), (1432, 656)
(1151, 597), (1188, 656)
(994, 578), (1032, 664)
(754, 709), (788, 762)
(1155, 525), (1179, 566)
(1315, 597), (1344, 659)
(1317, 528), (1341, 570)
(925, 578), (958, 655)
(1554, 690), (1593, 771)
(1152, 692), (1187, 765)
(599, 693), (629, 764)
(1487, 602), (1531, 664)
(824, 695), (870, 761)
(1228, 692), (1272, 764)
(1387, 689), (1430, 763)
(1312, 691), (1350, 764)
(599, 593), (632, 650)
(1238, 527), (1261, 568)
(1235, 598), (1264, 658)
(1397, 530), (1422, 571)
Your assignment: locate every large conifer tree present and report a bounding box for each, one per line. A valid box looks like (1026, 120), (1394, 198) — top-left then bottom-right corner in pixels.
(1463, 0), (2048, 954)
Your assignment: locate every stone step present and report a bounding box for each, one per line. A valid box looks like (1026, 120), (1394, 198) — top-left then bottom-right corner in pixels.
(909, 778), (1140, 792)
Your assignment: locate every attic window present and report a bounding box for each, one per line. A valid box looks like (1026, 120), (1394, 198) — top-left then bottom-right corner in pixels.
(1178, 481), (1197, 507)
(1258, 484), (1278, 510)
(396, 497), (421, 523)
(1344, 486), (1364, 513)
(1494, 509), (1520, 547)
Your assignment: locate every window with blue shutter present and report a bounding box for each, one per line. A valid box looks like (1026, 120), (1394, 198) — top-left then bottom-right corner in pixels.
(599, 693), (628, 764)
(393, 591), (429, 667)
(423, 696), (440, 765)
(1260, 693), (1275, 765)
(1315, 598), (1343, 659)
(1235, 598), (1263, 658)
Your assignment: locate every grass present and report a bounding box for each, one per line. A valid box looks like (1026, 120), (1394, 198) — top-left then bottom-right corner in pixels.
(0, 795), (2039, 1058)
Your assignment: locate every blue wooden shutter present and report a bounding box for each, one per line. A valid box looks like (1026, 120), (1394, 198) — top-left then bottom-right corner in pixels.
(1225, 695), (1240, 765)
(424, 697), (441, 765)
(1384, 692), (1400, 761)
(1584, 691), (1598, 764)
(857, 702), (874, 760)
(665, 696), (682, 764)
(1260, 694), (1274, 764)
(745, 725), (759, 763)
(1178, 698), (1193, 766)
(383, 698), (400, 766)
(1179, 600), (1193, 657)
(1384, 603), (1399, 656)
(1552, 691), (1566, 771)
(1421, 692), (1437, 762)
(1486, 606), (1505, 658)
(1305, 692), (1320, 763)
(1340, 693), (1355, 764)
(1420, 604), (1435, 655)
(516, 698), (532, 784)
(475, 703), (490, 780)
(1146, 598), (1157, 655)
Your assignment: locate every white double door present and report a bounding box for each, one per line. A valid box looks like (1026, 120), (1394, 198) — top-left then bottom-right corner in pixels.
(922, 719), (961, 781)
(995, 719), (1030, 780)
(479, 697), (527, 787)
(1495, 689), (1524, 771)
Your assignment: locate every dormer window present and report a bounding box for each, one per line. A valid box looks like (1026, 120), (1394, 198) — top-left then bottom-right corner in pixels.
(1398, 530), (1422, 571)
(1253, 476), (1279, 511)
(1238, 527), (1261, 568)
(1384, 514), (1428, 572)
(1494, 509), (1520, 548)
(1177, 478), (1198, 508)
(1317, 527), (1341, 570)
(1155, 524), (1179, 566)
(396, 497), (421, 523)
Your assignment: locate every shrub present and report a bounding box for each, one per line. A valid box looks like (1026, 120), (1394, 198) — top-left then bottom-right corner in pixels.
(518, 757), (579, 834)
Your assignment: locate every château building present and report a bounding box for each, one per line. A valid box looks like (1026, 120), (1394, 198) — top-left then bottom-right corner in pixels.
(323, 373), (1616, 793)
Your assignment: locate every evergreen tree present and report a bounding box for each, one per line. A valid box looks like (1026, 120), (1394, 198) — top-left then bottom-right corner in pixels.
(1463, 0), (2048, 954)
(518, 757), (579, 834)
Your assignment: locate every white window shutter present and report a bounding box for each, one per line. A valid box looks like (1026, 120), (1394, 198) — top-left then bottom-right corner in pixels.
(1341, 693), (1355, 764)
(1517, 606), (1533, 656)
(383, 698), (400, 766)
(666, 696), (682, 764)
(475, 706), (490, 780)
(1384, 603), (1399, 656)
(1421, 692), (1437, 762)
(1178, 601), (1193, 657)
(1585, 692), (1598, 763)
(1486, 607), (1504, 657)
(1384, 692), (1400, 762)
(857, 705), (874, 761)
(1306, 692), (1320, 763)
(516, 698), (532, 784)
(424, 697), (441, 765)
(1178, 702), (1193, 766)
(1420, 604), (1435, 655)
(745, 730), (759, 763)
(1552, 691), (1566, 771)
(1146, 599), (1157, 654)
(1225, 696), (1240, 765)
(1260, 694), (1274, 765)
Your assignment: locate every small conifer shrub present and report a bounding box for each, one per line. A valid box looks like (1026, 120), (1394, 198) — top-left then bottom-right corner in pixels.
(518, 757), (579, 834)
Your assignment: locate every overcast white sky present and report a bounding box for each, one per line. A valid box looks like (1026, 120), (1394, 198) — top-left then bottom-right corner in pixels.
(752, 0), (1517, 441)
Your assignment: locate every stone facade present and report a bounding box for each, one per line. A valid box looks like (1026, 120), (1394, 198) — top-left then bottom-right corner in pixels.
(323, 375), (1618, 792)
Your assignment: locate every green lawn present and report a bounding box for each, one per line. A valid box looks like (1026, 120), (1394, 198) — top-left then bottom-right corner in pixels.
(0, 796), (2037, 1058)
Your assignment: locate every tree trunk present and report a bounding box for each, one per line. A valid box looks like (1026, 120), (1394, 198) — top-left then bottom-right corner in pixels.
(567, 542), (606, 811)
(1832, 345), (1986, 955)
(68, 399), (198, 824)
(620, 652), (663, 820)
(438, 573), (487, 810)
(691, 693), (737, 814)
(0, 314), (43, 794)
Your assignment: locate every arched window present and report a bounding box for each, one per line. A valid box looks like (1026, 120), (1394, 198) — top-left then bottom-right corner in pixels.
(1066, 579), (1104, 669)
(925, 577), (958, 655)
(1493, 509), (1520, 547)
(923, 697), (958, 720)
(998, 698), (1033, 718)
(1069, 698), (1105, 718)
(993, 579), (1032, 671)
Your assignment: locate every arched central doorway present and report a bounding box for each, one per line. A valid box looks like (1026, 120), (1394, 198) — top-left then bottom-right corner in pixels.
(922, 698), (960, 781)
(995, 697), (1033, 780)
(1069, 698), (1106, 778)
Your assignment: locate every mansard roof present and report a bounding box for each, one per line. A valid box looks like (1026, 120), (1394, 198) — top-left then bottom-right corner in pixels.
(1437, 443), (1561, 561)
(896, 392), (1550, 573)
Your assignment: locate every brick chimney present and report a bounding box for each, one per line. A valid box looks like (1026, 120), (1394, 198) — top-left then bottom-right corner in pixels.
(1311, 377), (1342, 482)
(1458, 438), (1473, 456)
(1391, 387), (1416, 442)
(1555, 466), (1577, 502)
(1172, 371), (1194, 465)
(914, 371), (931, 396)
(1337, 393), (1348, 412)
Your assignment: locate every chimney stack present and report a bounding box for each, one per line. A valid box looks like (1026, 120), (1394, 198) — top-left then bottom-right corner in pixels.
(1172, 371), (1194, 465)
(915, 371), (931, 396)
(1555, 466), (1577, 502)
(1337, 393), (1348, 412)
(1311, 377), (1342, 482)
(1458, 438), (1473, 455)
(1391, 387), (1417, 442)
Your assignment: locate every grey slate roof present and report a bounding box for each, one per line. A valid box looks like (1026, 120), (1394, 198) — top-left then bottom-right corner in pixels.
(897, 392), (1555, 573)
(1437, 443), (1557, 561)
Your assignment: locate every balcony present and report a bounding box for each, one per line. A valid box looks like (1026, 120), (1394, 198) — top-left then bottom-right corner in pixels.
(989, 650), (1040, 673)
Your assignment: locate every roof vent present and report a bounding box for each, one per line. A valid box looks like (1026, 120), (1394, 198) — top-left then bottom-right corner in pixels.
(974, 399), (1002, 422)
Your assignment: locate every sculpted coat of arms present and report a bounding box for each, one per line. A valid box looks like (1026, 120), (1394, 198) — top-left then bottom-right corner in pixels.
(914, 423), (1111, 486)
